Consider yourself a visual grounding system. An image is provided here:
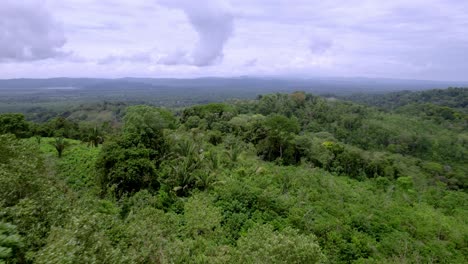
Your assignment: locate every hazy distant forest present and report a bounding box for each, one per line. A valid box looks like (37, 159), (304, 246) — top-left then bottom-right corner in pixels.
(0, 83), (467, 263)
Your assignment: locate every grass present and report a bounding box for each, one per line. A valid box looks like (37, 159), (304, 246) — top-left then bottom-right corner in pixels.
(23, 137), (101, 190)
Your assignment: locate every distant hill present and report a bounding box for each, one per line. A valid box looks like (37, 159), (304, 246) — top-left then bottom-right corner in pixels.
(1, 77), (467, 95)
(1, 77), (467, 116)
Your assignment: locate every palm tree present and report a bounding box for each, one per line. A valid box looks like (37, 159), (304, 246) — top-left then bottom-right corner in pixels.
(51, 137), (69, 158)
(176, 139), (199, 158)
(171, 156), (199, 195)
(206, 151), (220, 171)
(226, 145), (242, 163)
(87, 126), (103, 147)
(196, 172), (218, 191)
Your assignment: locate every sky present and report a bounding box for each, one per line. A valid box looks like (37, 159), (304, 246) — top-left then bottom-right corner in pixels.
(1, 0), (467, 80)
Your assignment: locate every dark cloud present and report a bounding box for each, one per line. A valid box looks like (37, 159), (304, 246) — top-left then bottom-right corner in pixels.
(159, 0), (234, 66)
(0, 0), (67, 62)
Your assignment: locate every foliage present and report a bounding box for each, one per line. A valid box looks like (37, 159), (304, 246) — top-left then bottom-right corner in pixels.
(0, 89), (467, 263)
(82, 126), (104, 147)
(234, 224), (326, 263)
(0, 222), (22, 263)
(0, 135), (44, 206)
(50, 137), (70, 158)
(96, 136), (159, 196)
(0, 113), (31, 138)
(184, 194), (222, 238)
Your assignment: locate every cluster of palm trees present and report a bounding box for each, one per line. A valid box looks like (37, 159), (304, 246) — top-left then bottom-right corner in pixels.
(165, 139), (243, 196)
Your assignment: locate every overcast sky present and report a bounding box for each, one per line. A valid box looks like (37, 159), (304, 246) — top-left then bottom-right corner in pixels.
(1, 0), (467, 80)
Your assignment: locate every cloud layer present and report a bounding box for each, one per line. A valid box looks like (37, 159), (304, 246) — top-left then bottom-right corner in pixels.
(0, 0), (67, 62)
(0, 0), (467, 81)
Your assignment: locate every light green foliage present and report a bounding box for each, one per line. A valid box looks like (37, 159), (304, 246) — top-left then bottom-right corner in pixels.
(184, 194), (222, 238)
(35, 213), (123, 264)
(228, 114), (266, 143)
(120, 207), (178, 263)
(50, 137), (69, 158)
(56, 143), (100, 189)
(234, 224), (326, 264)
(185, 116), (206, 129)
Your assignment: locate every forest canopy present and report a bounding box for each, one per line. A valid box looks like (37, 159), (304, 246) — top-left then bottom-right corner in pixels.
(0, 88), (467, 263)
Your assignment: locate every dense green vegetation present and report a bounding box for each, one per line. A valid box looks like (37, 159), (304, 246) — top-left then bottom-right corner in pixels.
(0, 88), (467, 263)
(343, 88), (468, 131)
(344, 87), (467, 111)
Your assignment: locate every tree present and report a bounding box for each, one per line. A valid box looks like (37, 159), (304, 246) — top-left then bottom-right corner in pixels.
(123, 105), (175, 151)
(96, 106), (176, 196)
(43, 117), (80, 139)
(257, 114), (300, 164)
(83, 126), (103, 147)
(96, 137), (158, 196)
(181, 103), (235, 123)
(50, 137), (69, 158)
(0, 113), (31, 138)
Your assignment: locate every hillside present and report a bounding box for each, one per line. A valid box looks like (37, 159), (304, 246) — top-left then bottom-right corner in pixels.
(0, 90), (467, 263)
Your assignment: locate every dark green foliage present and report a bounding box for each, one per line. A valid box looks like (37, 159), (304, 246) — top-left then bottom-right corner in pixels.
(41, 117), (81, 139)
(82, 126), (104, 147)
(0, 113), (31, 138)
(257, 114), (300, 165)
(207, 130), (223, 145)
(0, 135), (45, 206)
(182, 103), (235, 121)
(123, 105), (175, 149)
(97, 139), (158, 196)
(96, 105), (175, 196)
(0, 222), (22, 262)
